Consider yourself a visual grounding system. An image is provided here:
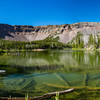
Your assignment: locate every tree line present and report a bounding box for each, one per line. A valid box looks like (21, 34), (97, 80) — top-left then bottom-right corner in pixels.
(0, 37), (66, 51)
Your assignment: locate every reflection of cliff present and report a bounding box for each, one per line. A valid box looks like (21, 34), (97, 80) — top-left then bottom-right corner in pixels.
(0, 51), (78, 67)
(0, 51), (100, 69)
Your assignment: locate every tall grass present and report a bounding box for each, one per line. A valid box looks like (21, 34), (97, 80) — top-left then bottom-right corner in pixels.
(55, 92), (59, 100)
(25, 93), (28, 100)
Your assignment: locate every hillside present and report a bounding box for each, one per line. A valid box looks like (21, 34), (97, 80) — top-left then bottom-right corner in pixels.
(0, 22), (100, 49)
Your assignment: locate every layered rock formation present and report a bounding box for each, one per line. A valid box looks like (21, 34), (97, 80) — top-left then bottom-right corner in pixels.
(0, 22), (100, 44)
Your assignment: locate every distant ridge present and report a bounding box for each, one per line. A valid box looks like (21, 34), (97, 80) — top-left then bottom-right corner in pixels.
(0, 22), (100, 45)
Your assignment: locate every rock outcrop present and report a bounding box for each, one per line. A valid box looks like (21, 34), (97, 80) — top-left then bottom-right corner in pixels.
(0, 22), (100, 44)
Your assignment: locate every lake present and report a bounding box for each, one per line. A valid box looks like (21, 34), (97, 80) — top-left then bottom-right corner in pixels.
(0, 50), (100, 98)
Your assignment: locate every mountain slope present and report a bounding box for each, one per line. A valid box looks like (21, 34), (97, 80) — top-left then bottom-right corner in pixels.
(0, 22), (100, 46)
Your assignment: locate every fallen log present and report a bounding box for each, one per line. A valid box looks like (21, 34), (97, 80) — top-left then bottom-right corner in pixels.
(33, 88), (74, 100)
(0, 88), (74, 100)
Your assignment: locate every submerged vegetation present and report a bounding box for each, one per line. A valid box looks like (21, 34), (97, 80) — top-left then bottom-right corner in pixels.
(49, 88), (100, 100)
(0, 51), (100, 99)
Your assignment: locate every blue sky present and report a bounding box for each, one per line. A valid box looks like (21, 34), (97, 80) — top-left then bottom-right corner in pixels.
(0, 0), (100, 26)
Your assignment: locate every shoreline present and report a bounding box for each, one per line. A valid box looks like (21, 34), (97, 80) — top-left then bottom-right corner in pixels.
(0, 47), (100, 53)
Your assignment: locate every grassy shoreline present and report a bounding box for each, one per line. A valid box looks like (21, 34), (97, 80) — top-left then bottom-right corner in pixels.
(0, 48), (99, 52)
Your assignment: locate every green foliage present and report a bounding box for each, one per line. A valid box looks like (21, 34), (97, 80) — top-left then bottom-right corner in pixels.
(68, 32), (84, 48)
(88, 34), (94, 45)
(97, 35), (100, 48)
(55, 92), (59, 100)
(88, 34), (97, 48)
(0, 37), (66, 50)
(25, 93), (28, 100)
(67, 32), (100, 49)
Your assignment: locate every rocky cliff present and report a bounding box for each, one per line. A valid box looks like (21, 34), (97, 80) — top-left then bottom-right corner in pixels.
(0, 22), (100, 45)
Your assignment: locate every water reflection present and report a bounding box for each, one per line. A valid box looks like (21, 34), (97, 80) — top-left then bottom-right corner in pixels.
(0, 50), (100, 97)
(0, 51), (100, 68)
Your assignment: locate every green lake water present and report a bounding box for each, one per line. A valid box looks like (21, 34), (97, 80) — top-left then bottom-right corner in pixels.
(0, 50), (100, 98)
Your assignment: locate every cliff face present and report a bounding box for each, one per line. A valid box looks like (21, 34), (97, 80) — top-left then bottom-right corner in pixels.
(0, 22), (100, 44)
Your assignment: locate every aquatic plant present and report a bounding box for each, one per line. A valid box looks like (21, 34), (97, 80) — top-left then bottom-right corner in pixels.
(55, 92), (59, 100)
(25, 93), (28, 100)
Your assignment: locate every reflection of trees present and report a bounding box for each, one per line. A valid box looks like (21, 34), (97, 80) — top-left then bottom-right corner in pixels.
(72, 51), (84, 65)
(72, 51), (100, 68)
(1, 51), (100, 72)
(0, 51), (61, 66)
(1, 51), (100, 97)
(0, 64), (63, 75)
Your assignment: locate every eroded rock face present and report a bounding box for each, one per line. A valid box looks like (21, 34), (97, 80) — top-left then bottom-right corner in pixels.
(0, 22), (100, 44)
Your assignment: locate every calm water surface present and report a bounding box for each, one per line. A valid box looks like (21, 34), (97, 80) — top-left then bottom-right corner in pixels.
(0, 50), (100, 97)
